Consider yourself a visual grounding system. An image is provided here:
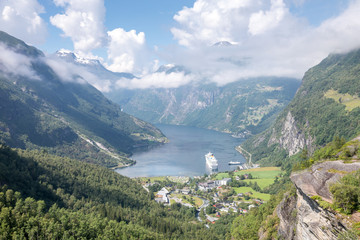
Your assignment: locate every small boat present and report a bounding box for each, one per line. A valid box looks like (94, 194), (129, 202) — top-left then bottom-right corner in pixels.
(228, 161), (242, 165)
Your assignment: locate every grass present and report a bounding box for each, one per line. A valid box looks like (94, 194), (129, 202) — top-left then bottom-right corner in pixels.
(324, 89), (360, 111)
(138, 176), (167, 182)
(194, 196), (204, 208)
(244, 179), (275, 189)
(234, 167), (282, 179)
(215, 173), (230, 180)
(170, 193), (202, 207)
(233, 187), (271, 201)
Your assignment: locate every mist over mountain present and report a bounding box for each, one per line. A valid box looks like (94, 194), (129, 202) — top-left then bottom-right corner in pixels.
(242, 48), (360, 166)
(0, 31), (166, 167)
(51, 50), (300, 137)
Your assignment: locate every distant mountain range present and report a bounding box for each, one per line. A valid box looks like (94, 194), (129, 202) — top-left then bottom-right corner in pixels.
(54, 46), (301, 138)
(0, 31), (166, 167)
(106, 75), (300, 138)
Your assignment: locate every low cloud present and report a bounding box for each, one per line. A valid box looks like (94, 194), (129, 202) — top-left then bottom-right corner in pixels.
(0, 43), (40, 80)
(0, 0), (47, 45)
(46, 55), (114, 92)
(115, 72), (195, 89)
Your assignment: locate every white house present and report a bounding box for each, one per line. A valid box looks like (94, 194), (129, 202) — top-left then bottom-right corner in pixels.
(216, 178), (232, 186)
(155, 187), (169, 203)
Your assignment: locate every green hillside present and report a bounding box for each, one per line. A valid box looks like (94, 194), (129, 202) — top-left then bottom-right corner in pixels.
(0, 145), (220, 239)
(0, 31), (166, 167)
(241, 49), (360, 167)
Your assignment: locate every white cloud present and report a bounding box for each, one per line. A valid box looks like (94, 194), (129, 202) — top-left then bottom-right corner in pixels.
(171, 0), (261, 47)
(46, 55), (115, 91)
(50, 0), (106, 55)
(106, 28), (156, 74)
(166, 0), (360, 85)
(0, 43), (40, 80)
(115, 72), (195, 89)
(0, 0), (47, 45)
(248, 0), (288, 35)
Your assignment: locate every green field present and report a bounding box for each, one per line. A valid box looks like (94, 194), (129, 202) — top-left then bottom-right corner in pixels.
(215, 172), (230, 180)
(233, 187), (271, 201)
(194, 196), (204, 208)
(324, 89), (360, 111)
(234, 167), (282, 179)
(214, 167), (282, 200)
(244, 179), (275, 189)
(170, 194), (203, 208)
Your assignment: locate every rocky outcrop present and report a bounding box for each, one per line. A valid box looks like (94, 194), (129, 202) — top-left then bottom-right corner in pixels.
(291, 160), (360, 202)
(268, 112), (315, 156)
(293, 186), (346, 240)
(277, 192), (297, 239)
(277, 161), (360, 239)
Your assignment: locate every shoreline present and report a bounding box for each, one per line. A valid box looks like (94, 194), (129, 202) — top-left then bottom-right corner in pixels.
(110, 160), (136, 170)
(235, 145), (252, 165)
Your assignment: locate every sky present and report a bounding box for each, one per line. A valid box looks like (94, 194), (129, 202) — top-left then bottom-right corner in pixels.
(0, 0), (360, 90)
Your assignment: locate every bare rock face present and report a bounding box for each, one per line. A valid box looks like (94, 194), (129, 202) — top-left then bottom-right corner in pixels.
(294, 187), (346, 240)
(277, 161), (360, 240)
(277, 192), (297, 239)
(291, 161), (360, 202)
(269, 112), (314, 156)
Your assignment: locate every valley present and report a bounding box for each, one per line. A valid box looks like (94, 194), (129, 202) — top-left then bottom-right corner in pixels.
(0, 1), (360, 237)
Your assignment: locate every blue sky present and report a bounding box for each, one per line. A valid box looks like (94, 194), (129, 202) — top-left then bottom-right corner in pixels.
(1, 0), (360, 89)
(37, 0), (195, 54)
(33, 0), (352, 54)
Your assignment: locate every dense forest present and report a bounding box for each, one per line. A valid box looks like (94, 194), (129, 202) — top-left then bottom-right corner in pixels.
(0, 144), (237, 239)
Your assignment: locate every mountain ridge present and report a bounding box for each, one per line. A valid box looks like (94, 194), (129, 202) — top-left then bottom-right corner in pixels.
(0, 31), (166, 167)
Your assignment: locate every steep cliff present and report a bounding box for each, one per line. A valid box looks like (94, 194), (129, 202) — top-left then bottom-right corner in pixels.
(276, 160), (360, 239)
(242, 48), (360, 165)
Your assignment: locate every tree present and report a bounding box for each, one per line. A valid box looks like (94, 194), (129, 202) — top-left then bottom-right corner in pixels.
(330, 183), (359, 214)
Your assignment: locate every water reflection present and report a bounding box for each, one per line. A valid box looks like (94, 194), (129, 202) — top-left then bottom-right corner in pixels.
(205, 163), (218, 175)
(116, 124), (245, 177)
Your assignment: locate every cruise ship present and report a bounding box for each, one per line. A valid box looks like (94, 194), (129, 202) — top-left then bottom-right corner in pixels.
(205, 152), (218, 170)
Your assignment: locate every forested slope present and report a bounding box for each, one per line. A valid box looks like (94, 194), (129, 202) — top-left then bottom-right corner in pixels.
(0, 145), (219, 239)
(0, 31), (166, 167)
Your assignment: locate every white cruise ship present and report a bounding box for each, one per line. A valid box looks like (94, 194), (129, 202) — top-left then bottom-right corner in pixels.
(205, 152), (218, 170)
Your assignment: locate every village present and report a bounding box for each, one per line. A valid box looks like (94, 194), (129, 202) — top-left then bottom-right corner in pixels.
(137, 167), (282, 225)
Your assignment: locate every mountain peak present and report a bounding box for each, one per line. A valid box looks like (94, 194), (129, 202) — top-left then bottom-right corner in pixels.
(212, 41), (233, 47)
(55, 49), (101, 66)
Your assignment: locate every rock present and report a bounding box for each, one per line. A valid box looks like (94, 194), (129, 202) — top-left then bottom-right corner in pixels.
(268, 111), (315, 156)
(276, 160), (360, 240)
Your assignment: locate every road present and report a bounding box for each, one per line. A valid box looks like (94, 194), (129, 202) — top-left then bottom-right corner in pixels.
(195, 196), (209, 226)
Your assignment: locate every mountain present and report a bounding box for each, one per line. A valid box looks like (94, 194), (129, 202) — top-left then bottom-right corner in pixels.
(106, 77), (300, 137)
(0, 31), (166, 167)
(241, 48), (360, 167)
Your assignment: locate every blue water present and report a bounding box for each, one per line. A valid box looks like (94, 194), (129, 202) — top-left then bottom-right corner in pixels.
(116, 124), (246, 177)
